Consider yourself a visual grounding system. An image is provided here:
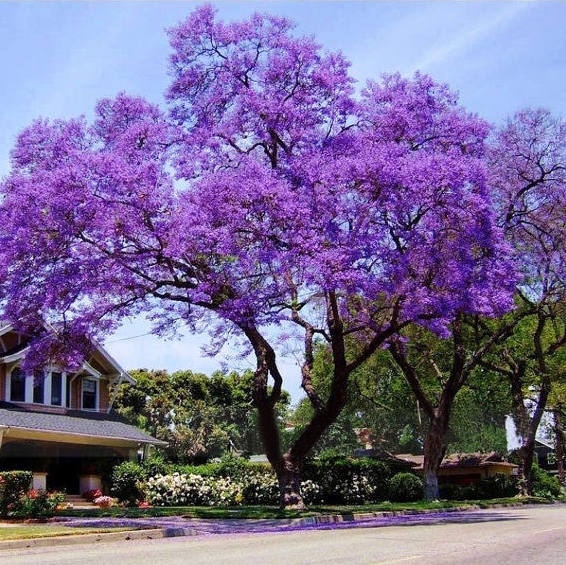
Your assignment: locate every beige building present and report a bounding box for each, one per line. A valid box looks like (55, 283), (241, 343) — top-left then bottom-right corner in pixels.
(0, 322), (165, 494)
(395, 452), (518, 485)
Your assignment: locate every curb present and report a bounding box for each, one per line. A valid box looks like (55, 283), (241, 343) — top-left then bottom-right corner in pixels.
(295, 504), (478, 526)
(0, 527), (200, 551)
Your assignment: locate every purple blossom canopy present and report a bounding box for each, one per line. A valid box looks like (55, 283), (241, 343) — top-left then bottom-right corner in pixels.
(490, 109), (566, 304)
(0, 6), (517, 369)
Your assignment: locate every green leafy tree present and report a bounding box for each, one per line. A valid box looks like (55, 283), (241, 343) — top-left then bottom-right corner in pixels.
(478, 309), (566, 494)
(296, 342), (424, 457)
(447, 385), (509, 454)
(113, 368), (290, 463)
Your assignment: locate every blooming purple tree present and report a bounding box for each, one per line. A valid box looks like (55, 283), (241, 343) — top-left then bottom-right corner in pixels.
(477, 109), (566, 495)
(0, 7), (515, 507)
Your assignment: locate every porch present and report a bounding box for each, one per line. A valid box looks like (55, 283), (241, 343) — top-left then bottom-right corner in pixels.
(0, 401), (166, 494)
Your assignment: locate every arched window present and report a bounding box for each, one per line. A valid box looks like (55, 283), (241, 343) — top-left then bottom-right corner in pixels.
(51, 372), (62, 406)
(33, 369), (44, 404)
(10, 368), (25, 402)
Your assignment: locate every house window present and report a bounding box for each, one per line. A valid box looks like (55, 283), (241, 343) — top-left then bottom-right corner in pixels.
(82, 379), (97, 410)
(33, 370), (45, 404)
(10, 368), (25, 402)
(51, 372), (62, 406)
(66, 376), (71, 408)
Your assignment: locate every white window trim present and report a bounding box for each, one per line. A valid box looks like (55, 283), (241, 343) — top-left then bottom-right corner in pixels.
(5, 369), (11, 401)
(5, 367), (26, 403)
(31, 369), (46, 405)
(45, 372), (52, 406)
(5, 365), (68, 408)
(24, 371), (34, 403)
(48, 369), (66, 407)
(81, 378), (99, 412)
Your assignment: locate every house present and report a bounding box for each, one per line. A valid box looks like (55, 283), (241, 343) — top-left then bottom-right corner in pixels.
(534, 438), (563, 475)
(0, 322), (165, 495)
(394, 452), (518, 485)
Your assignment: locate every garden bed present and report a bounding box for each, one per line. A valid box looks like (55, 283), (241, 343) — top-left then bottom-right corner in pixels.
(51, 496), (556, 520)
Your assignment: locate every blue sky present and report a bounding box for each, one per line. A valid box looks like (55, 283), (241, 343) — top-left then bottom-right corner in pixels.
(1, 2), (565, 401)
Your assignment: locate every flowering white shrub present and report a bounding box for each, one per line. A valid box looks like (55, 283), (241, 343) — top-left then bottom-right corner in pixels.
(241, 473), (279, 505)
(300, 479), (322, 504)
(147, 473), (213, 506)
(210, 477), (243, 506)
(306, 460), (391, 504)
(145, 471), (322, 507)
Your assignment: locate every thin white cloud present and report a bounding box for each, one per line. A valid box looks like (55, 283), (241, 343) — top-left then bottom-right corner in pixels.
(408, 2), (533, 74)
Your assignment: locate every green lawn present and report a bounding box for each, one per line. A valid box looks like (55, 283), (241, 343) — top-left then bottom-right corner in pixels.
(55, 496), (553, 520)
(0, 525), (131, 541)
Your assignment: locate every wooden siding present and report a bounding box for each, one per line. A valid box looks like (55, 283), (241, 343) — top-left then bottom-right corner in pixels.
(0, 364), (5, 400)
(99, 380), (110, 413)
(71, 376), (81, 410)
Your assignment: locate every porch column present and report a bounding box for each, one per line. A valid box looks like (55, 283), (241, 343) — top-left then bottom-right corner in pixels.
(32, 472), (48, 491)
(0, 427), (7, 453)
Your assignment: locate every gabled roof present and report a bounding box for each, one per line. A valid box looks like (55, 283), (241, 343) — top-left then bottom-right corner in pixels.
(394, 452), (518, 470)
(0, 323), (135, 384)
(535, 438), (555, 450)
(0, 401), (166, 446)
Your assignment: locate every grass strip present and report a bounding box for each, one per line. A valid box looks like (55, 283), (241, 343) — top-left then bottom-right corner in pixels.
(0, 525), (131, 541)
(52, 496), (554, 520)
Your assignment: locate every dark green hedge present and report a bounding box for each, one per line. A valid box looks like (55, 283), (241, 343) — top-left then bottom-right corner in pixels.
(111, 461), (146, 505)
(135, 456), (395, 504)
(531, 464), (562, 498)
(388, 472), (423, 502)
(440, 474), (518, 500)
(304, 458), (391, 504)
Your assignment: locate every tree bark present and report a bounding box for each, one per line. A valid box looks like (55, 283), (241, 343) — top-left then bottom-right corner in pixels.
(516, 437), (535, 496)
(507, 363), (550, 497)
(278, 454), (305, 509)
(274, 361), (349, 508)
(241, 315), (356, 509)
(423, 420), (443, 500)
(422, 414), (450, 500)
(555, 408), (565, 487)
(389, 334), (462, 502)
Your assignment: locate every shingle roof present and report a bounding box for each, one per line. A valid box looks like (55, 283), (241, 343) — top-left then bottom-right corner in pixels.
(0, 402), (166, 445)
(0, 341), (29, 359)
(394, 452), (517, 470)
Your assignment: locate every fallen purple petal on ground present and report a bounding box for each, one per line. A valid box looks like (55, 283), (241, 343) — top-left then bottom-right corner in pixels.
(52, 510), (522, 537)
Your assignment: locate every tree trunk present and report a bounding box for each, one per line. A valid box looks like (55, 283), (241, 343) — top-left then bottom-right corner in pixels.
(256, 403), (307, 509)
(422, 417), (447, 501)
(516, 437), (535, 496)
(242, 308), (366, 509)
(276, 454), (306, 510)
(249, 339), (348, 509)
(275, 373), (349, 508)
(555, 409), (565, 487)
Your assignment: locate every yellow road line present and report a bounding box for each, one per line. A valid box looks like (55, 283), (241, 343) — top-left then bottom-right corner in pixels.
(364, 556), (423, 565)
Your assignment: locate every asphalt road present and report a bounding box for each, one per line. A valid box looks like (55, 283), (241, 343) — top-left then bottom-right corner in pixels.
(3, 505), (566, 565)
